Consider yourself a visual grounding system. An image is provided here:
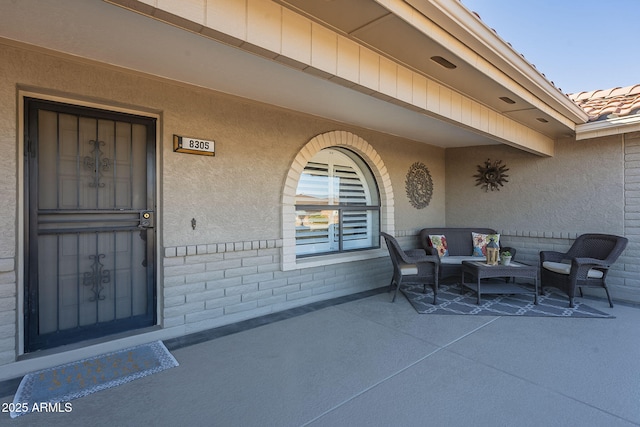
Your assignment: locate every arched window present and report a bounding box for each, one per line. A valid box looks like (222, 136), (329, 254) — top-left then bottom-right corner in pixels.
(295, 147), (380, 257)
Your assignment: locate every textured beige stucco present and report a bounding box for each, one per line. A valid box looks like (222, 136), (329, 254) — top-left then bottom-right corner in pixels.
(0, 41), (448, 367)
(445, 137), (624, 235)
(1, 39), (639, 373)
(0, 41), (446, 250)
(0, 49), (18, 259)
(373, 136), (445, 231)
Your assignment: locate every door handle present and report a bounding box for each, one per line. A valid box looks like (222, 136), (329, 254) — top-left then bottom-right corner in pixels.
(139, 210), (154, 229)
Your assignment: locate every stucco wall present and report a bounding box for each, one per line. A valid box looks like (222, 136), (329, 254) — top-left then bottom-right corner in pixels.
(162, 94), (445, 246)
(0, 41), (448, 365)
(379, 139), (444, 232)
(445, 138), (624, 235)
(444, 137), (640, 302)
(0, 42), (446, 244)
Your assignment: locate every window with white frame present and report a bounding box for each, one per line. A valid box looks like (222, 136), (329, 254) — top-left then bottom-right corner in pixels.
(295, 147), (380, 257)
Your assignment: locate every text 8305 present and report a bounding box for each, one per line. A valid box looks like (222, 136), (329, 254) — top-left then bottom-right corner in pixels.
(187, 139), (210, 150)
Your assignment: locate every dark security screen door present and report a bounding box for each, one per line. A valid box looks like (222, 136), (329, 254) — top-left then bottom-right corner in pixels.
(25, 99), (156, 352)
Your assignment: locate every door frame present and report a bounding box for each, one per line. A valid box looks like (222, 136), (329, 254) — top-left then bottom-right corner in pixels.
(18, 90), (162, 355)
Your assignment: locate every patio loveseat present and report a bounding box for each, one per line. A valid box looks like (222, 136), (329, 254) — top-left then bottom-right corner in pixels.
(419, 227), (516, 280)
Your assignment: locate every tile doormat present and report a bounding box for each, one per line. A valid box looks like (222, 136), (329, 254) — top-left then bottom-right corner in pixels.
(401, 284), (614, 318)
(10, 340), (178, 418)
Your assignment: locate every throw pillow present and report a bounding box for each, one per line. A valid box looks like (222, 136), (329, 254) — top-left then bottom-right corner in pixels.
(428, 234), (449, 257)
(472, 232), (500, 257)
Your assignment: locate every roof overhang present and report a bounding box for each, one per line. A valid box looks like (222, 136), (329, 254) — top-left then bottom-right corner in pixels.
(0, 0), (589, 156)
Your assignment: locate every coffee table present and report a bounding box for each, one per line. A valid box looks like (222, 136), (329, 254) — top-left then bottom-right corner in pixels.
(461, 261), (538, 305)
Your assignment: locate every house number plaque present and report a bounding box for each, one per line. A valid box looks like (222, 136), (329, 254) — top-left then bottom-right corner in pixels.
(173, 135), (215, 156)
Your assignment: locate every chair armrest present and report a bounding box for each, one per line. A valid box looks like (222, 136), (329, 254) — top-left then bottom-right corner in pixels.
(405, 249), (427, 257)
(572, 257), (609, 269)
(398, 249), (439, 266)
(540, 250), (566, 263)
(567, 257), (610, 280)
(423, 246), (440, 257)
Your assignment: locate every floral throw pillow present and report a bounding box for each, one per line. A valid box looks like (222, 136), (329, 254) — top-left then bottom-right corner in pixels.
(428, 234), (449, 257)
(472, 232), (500, 257)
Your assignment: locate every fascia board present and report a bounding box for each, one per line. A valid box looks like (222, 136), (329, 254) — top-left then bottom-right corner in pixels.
(576, 116), (640, 140)
(399, 0), (589, 124)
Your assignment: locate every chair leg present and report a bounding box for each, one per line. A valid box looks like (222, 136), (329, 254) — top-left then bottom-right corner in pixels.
(604, 286), (614, 308)
(569, 296), (574, 308)
(432, 285), (437, 305)
(391, 280), (400, 302)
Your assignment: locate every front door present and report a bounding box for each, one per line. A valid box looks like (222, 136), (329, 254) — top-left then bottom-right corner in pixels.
(25, 98), (156, 352)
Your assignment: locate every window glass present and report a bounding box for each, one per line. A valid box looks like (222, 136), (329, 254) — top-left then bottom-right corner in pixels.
(295, 148), (379, 256)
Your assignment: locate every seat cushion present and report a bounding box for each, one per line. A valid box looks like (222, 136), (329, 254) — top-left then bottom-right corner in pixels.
(400, 265), (418, 275)
(542, 261), (604, 279)
(440, 256), (478, 265)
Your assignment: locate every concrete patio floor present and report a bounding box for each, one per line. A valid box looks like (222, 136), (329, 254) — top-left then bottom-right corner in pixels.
(2, 287), (640, 426)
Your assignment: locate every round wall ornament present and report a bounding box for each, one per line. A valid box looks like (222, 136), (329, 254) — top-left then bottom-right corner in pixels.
(405, 162), (433, 209)
(474, 158), (509, 191)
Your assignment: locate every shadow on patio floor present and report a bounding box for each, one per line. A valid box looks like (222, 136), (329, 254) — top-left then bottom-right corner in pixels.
(2, 287), (639, 426)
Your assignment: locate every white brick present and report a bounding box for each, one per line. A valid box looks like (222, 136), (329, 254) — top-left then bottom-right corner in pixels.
(224, 300), (258, 315)
(164, 263), (206, 277)
(0, 272), (15, 285)
(164, 282), (206, 297)
(164, 247), (177, 257)
(186, 289), (225, 303)
(241, 289), (273, 302)
(273, 284), (300, 296)
(164, 301), (204, 318)
(205, 295), (241, 310)
(225, 283), (258, 297)
(185, 270), (225, 284)
(163, 315), (185, 328)
(0, 259), (15, 272)
(242, 272), (274, 284)
(0, 351), (14, 365)
(185, 308), (224, 324)
(0, 283), (15, 298)
(224, 266), (258, 278)
(185, 253), (225, 264)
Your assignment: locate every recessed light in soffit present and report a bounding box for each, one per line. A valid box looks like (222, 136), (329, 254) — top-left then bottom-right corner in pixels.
(430, 56), (456, 69)
(536, 118), (549, 123)
(499, 96), (516, 104)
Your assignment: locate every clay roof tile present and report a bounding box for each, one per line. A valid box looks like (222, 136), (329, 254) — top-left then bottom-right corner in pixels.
(569, 84), (640, 122)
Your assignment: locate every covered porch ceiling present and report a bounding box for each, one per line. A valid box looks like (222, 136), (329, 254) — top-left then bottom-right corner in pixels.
(274, 0), (587, 135)
(0, 0), (587, 151)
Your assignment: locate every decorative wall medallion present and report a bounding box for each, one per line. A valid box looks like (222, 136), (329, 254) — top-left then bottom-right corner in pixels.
(405, 162), (433, 209)
(474, 159), (509, 191)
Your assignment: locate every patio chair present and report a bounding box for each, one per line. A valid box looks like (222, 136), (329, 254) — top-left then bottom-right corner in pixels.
(381, 232), (439, 303)
(539, 233), (628, 308)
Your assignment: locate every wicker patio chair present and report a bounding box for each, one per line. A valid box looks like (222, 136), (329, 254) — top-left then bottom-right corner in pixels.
(381, 232), (439, 304)
(540, 233), (628, 308)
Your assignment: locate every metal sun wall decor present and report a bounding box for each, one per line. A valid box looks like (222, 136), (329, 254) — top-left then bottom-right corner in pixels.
(405, 162), (433, 209)
(474, 158), (509, 191)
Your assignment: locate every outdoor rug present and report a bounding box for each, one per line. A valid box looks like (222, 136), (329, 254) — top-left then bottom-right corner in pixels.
(401, 283), (614, 318)
(10, 340), (178, 418)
